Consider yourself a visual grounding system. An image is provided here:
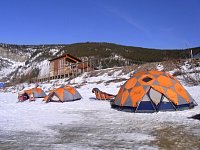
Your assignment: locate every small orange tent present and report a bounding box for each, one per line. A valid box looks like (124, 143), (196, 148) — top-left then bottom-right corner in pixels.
(43, 85), (82, 102)
(111, 70), (197, 113)
(24, 87), (46, 98)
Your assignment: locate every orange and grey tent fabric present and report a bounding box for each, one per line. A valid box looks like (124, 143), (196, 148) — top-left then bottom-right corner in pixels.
(111, 70), (197, 113)
(92, 88), (115, 100)
(43, 85), (82, 102)
(24, 87), (46, 98)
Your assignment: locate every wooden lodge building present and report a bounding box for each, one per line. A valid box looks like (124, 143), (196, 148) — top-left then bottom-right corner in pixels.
(49, 54), (91, 79)
(37, 54), (92, 82)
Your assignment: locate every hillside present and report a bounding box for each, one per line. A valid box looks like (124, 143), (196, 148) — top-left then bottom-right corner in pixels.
(60, 42), (200, 62)
(0, 42), (200, 84)
(0, 43), (65, 83)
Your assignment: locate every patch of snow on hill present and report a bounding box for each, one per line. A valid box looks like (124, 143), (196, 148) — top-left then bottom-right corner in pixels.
(50, 48), (59, 55)
(0, 60), (24, 79)
(69, 68), (131, 85)
(38, 60), (50, 78)
(156, 64), (164, 71)
(31, 53), (42, 62)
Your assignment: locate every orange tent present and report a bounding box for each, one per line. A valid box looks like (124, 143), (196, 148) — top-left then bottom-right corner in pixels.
(111, 70), (197, 113)
(43, 85), (82, 102)
(24, 87), (46, 98)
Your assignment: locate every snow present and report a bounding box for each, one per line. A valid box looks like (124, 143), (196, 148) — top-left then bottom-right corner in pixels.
(49, 48), (59, 56)
(0, 94), (82, 132)
(31, 53), (42, 62)
(0, 71), (200, 149)
(156, 64), (164, 71)
(69, 68), (132, 86)
(38, 60), (50, 78)
(0, 60), (24, 79)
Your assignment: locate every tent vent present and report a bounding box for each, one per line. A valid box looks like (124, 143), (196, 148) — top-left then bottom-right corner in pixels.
(142, 76), (152, 82)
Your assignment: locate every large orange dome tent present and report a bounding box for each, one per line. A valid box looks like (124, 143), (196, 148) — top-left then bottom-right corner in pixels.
(111, 70), (197, 113)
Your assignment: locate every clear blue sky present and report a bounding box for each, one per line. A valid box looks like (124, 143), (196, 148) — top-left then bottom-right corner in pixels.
(0, 0), (199, 49)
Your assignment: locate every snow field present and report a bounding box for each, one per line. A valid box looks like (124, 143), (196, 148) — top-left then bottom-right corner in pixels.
(0, 70), (199, 149)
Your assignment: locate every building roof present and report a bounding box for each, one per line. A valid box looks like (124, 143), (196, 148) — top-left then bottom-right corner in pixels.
(49, 54), (82, 62)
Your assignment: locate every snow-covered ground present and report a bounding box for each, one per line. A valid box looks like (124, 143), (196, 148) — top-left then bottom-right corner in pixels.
(0, 70), (200, 150)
